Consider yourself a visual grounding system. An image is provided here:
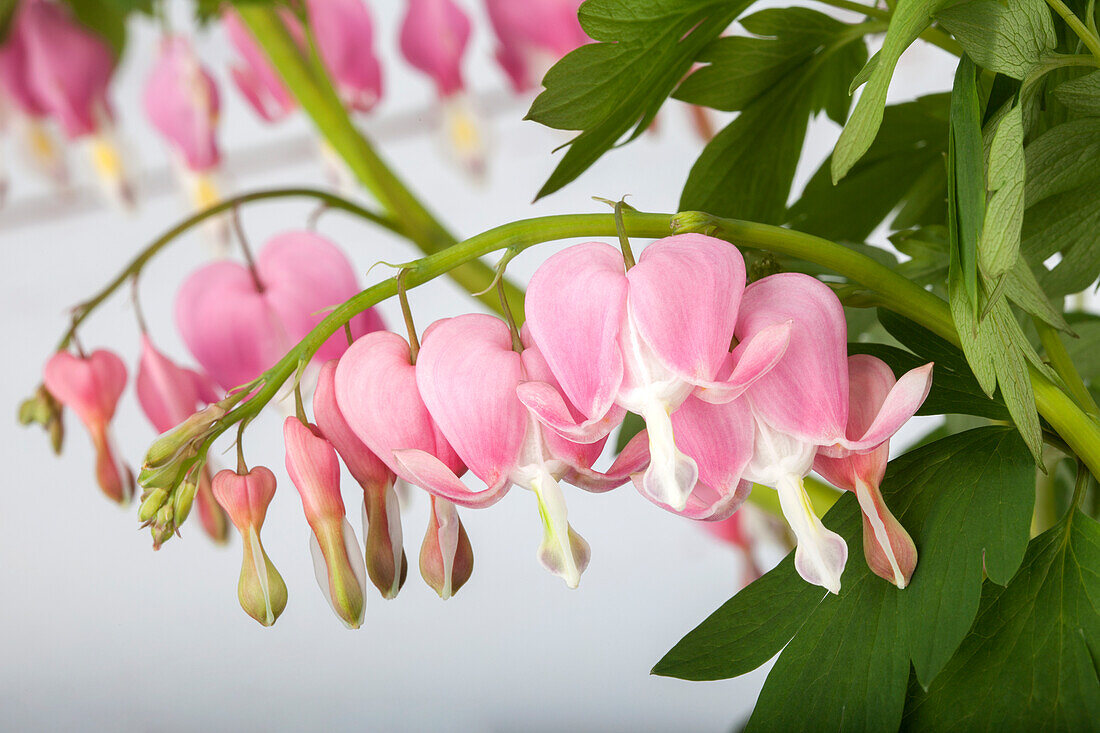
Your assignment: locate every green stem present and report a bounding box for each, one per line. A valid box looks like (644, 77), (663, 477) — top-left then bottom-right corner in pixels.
(1035, 319), (1100, 415)
(236, 5), (526, 319)
(811, 0), (962, 55)
(57, 187), (400, 351)
(1045, 0), (1100, 63)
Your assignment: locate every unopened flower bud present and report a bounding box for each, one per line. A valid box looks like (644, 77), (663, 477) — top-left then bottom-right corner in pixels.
(139, 488), (169, 522)
(19, 385), (65, 454)
(420, 495), (473, 599)
(211, 466), (287, 626)
(172, 480), (197, 526)
(142, 402), (227, 470)
(284, 417), (367, 628)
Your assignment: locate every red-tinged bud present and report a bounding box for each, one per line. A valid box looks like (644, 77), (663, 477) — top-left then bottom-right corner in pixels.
(856, 479), (918, 589)
(43, 349), (133, 504)
(195, 465), (230, 544)
(284, 417), (366, 628)
(420, 495), (473, 599)
(315, 360), (405, 599)
(211, 467), (287, 626)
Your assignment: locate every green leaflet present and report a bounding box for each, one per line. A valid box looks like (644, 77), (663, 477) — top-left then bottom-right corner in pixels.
(655, 428), (1036, 732)
(527, 0), (748, 200)
(936, 0), (1057, 80)
(979, 103), (1026, 278)
(1024, 117), (1100, 206)
(1053, 69), (1100, 115)
(904, 511), (1100, 730)
(63, 0), (129, 57)
(788, 95), (949, 243)
(949, 56), (985, 315)
(679, 8), (868, 224)
(831, 0), (952, 183)
(614, 411), (645, 454)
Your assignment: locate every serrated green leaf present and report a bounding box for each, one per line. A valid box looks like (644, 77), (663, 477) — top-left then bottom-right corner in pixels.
(658, 428), (1036, 732)
(1003, 258), (1071, 331)
(1022, 185), (1100, 296)
(979, 103), (1026, 277)
(904, 511), (1100, 730)
(528, 0), (747, 200)
(790, 95), (949, 242)
(935, 0), (1056, 79)
(680, 9), (867, 224)
(891, 226), (951, 285)
(950, 56), (986, 314)
(832, 0), (951, 182)
(1053, 69), (1100, 116)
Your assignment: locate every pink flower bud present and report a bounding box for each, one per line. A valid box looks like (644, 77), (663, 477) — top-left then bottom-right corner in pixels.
(143, 35), (221, 173)
(315, 360), (406, 599)
(399, 0), (470, 97)
(284, 417), (367, 628)
(5, 0), (115, 139)
(814, 355), (920, 589)
(419, 495), (473, 599)
(223, 9), (302, 122)
(175, 230), (385, 392)
(211, 467), (288, 626)
(43, 349), (133, 504)
(485, 0), (587, 91)
(306, 0), (383, 112)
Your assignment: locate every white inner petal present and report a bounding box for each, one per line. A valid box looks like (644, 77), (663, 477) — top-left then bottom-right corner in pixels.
(775, 472), (848, 595)
(432, 498), (462, 600)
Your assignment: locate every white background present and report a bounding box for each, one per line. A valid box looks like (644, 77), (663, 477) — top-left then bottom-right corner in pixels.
(0, 2), (954, 731)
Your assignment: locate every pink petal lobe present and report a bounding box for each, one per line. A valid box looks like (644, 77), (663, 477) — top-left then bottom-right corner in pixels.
(283, 417), (346, 530)
(307, 0), (383, 112)
(738, 273), (849, 445)
(43, 349), (127, 427)
(566, 429), (650, 493)
(314, 359), (392, 490)
(394, 449), (508, 508)
(525, 241), (628, 421)
(399, 0), (470, 96)
(831, 362), (933, 455)
(334, 330), (464, 482)
(627, 234), (746, 384)
(136, 335), (203, 434)
(143, 36), (220, 171)
(693, 321), (793, 404)
(414, 314), (527, 488)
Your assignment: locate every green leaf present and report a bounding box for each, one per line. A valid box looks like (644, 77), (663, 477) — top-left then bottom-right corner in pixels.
(831, 0), (952, 182)
(949, 56), (986, 314)
(1053, 69), (1100, 116)
(935, 0), (1057, 80)
(1003, 258), (1070, 332)
(979, 103), (1026, 277)
(656, 428), (1036, 731)
(1063, 313), (1100, 383)
(527, 0), (747, 200)
(891, 226), (950, 285)
(1022, 185), (1100, 296)
(904, 511), (1100, 729)
(679, 9), (867, 224)
(650, 554), (825, 681)
(1024, 117), (1100, 206)
(788, 95), (949, 242)
(614, 411), (645, 454)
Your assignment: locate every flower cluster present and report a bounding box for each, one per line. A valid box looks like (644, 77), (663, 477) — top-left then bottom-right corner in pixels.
(36, 230), (931, 626)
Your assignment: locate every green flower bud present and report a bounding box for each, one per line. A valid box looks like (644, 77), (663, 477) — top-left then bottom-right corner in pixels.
(173, 481), (198, 526)
(138, 488), (169, 522)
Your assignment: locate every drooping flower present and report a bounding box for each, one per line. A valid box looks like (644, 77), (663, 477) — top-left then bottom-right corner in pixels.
(399, 0), (485, 176)
(390, 315), (649, 588)
(211, 466), (288, 626)
(284, 416), (368, 628)
(673, 273), (931, 594)
(484, 0), (588, 91)
(813, 354), (920, 589)
(306, 0), (383, 113)
(223, 9), (301, 122)
(334, 329), (474, 598)
(43, 349), (133, 504)
(522, 234), (791, 514)
(175, 230), (385, 392)
(135, 335), (229, 543)
(7, 0), (130, 205)
(314, 360), (406, 599)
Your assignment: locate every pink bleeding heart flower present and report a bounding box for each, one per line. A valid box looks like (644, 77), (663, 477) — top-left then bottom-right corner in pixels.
(143, 35), (220, 173)
(284, 416), (368, 628)
(485, 0), (588, 92)
(392, 315), (648, 588)
(175, 230), (385, 392)
(211, 466), (288, 626)
(522, 234), (791, 516)
(334, 329), (474, 598)
(813, 354), (920, 589)
(7, 0), (115, 139)
(723, 272), (931, 594)
(135, 335), (228, 543)
(315, 359), (407, 599)
(223, 9), (303, 122)
(306, 0), (383, 113)
(399, 0), (470, 98)
(43, 349), (133, 504)
(703, 508), (764, 588)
